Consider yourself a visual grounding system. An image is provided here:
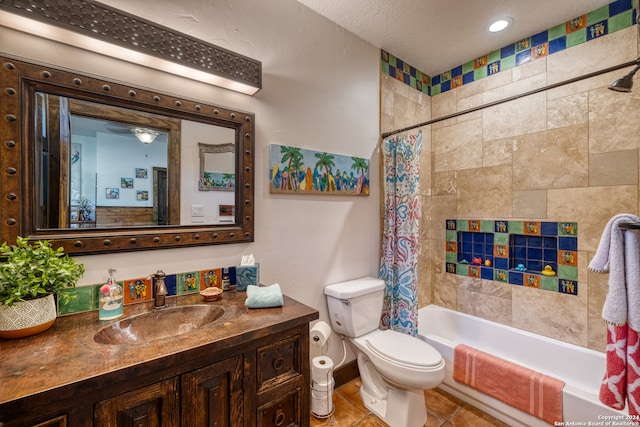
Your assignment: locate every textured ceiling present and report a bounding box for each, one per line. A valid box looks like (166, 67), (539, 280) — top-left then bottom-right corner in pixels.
(296, 0), (616, 76)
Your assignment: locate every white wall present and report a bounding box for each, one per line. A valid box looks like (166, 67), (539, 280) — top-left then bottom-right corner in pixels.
(0, 0), (380, 364)
(95, 133), (166, 207)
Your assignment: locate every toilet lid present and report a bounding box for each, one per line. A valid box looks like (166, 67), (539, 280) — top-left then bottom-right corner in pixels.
(365, 330), (442, 368)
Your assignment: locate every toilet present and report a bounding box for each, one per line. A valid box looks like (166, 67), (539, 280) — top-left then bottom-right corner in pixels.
(324, 277), (444, 427)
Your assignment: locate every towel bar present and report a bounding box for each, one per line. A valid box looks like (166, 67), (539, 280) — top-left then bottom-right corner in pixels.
(618, 222), (640, 229)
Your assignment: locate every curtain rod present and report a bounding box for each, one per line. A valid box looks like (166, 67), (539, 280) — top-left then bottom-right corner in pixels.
(381, 58), (640, 139)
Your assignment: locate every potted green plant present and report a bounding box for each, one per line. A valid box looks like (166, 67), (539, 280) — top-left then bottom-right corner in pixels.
(0, 237), (85, 339)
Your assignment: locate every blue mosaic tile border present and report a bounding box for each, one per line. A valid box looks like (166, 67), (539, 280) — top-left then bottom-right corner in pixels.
(381, 0), (636, 96)
(445, 219), (579, 295)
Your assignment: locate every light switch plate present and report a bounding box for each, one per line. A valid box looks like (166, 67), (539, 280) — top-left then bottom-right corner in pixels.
(191, 204), (204, 217)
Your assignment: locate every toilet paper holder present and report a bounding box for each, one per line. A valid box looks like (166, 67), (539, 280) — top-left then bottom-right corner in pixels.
(310, 320), (332, 347)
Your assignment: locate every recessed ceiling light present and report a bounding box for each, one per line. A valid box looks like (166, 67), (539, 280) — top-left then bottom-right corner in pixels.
(488, 17), (512, 33)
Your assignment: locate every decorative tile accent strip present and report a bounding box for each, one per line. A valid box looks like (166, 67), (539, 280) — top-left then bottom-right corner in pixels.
(58, 266), (236, 315)
(445, 219), (579, 295)
(381, 0), (635, 96)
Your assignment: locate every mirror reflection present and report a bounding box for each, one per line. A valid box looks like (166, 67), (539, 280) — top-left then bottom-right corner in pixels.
(34, 93), (238, 229)
(199, 142), (235, 192)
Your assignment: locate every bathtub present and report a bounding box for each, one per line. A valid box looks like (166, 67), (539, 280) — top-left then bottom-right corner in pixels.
(418, 305), (629, 427)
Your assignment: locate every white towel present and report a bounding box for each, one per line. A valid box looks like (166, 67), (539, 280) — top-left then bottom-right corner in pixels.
(589, 214), (640, 329)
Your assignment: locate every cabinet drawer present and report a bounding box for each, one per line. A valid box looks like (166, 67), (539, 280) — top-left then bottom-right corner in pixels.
(257, 335), (300, 390)
(257, 388), (300, 427)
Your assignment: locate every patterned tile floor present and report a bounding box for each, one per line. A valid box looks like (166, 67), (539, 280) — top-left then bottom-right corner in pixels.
(310, 378), (509, 427)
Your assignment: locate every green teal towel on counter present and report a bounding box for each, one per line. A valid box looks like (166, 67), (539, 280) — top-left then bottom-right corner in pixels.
(245, 283), (283, 308)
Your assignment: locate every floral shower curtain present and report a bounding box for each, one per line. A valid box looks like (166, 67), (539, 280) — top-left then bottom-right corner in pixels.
(379, 130), (422, 336)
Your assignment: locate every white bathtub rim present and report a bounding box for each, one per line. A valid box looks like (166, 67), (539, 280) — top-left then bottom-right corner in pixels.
(417, 304), (629, 424)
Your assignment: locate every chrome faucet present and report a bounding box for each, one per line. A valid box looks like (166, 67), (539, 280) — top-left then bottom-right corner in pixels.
(150, 270), (168, 309)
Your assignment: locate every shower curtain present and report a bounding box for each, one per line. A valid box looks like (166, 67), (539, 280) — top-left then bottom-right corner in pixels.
(379, 130), (422, 336)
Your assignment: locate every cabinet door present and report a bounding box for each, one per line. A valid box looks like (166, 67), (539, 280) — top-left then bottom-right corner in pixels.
(181, 356), (243, 427)
(93, 378), (179, 427)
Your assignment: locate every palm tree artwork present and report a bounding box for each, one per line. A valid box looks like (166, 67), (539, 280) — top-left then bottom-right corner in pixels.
(269, 144), (369, 196)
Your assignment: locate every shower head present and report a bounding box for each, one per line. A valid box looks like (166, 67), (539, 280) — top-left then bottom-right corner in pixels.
(609, 64), (640, 92)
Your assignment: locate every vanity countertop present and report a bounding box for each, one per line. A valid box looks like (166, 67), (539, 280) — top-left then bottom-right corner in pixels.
(0, 290), (319, 408)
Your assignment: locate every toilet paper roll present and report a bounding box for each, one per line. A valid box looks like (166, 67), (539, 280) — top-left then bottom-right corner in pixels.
(311, 355), (334, 384)
(311, 387), (333, 417)
(310, 320), (332, 347)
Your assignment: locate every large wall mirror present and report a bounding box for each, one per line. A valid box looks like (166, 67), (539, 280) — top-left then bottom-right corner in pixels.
(0, 55), (255, 255)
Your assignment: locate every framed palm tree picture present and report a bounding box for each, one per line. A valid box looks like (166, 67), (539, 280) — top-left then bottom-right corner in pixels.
(269, 144), (369, 196)
(201, 171), (235, 191)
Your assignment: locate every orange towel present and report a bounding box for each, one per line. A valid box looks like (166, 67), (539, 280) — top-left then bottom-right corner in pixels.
(453, 344), (565, 425)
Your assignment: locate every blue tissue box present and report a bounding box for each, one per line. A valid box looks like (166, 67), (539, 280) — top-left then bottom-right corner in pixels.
(235, 264), (259, 291)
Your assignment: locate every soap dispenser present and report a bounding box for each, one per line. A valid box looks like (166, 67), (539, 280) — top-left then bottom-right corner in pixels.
(99, 268), (124, 320)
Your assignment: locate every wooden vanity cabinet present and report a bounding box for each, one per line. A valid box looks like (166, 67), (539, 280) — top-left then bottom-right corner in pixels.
(0, 294), (318, 427)
(90, 325), (309, 427)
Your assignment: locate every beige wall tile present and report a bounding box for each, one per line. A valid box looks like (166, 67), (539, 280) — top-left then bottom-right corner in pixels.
(588, 315), (607, 352)
(455, 67), (512, 99)
(589, 149), (638, 187)
(458, 277), (512, 299)
(512, 190), (547, 219)
(433, 171), (457, 196)
(547, 92), (588, 129)
(381, 74), (410, 98)
(457, 166), (512, 218)
(432, 89), (457, 121)
(512, 57), (547, 82)
(589, 87), (640, 153)
(434, 279), (457, 310)
(428, 195), (457, 239)
(483, 138), (513, 168)
(547, 185), (638, 251)
(547, 68), (623, 101)
(381, 113), (394, 134)
(418, 239), (435, 307)
(457, 287), (512, 326)
(547, 26), (637, 85)
(457, 93), (483, 119)
(482, 73), (547, 104)
(433, 118), (483, 172)
(511, 285), (588, 346)
(381, 87), (394, 117)
(483, 92), (547, 141)
(588, 267), (609, 319)
(393, 93), (425, 130)
(512, 124), (589, 190)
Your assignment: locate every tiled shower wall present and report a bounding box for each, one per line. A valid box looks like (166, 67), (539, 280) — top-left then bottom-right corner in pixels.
(381, 21), (640, 352)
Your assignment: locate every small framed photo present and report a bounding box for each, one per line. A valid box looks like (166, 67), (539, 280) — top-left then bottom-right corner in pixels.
(106, 188), (120, 199)
(136, 190), (149, 201)
(121, 177), (134, 188)
(135, 168), (148, 179)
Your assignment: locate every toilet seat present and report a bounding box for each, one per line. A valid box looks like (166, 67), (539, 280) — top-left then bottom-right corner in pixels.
(365, 329), (442, 370)
(351, 329), (445, 391)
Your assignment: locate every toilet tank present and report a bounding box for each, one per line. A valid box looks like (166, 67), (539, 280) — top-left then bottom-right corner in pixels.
(324, 277), (385, 337)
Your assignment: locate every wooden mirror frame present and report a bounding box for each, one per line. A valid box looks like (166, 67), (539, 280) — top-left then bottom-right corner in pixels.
(0, 55), (255, 255)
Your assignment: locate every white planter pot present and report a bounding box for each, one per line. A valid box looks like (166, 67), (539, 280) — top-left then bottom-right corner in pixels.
(0, 294), (57, 339)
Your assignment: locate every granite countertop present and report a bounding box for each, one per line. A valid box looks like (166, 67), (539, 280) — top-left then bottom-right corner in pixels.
(0, 290), (318, 408)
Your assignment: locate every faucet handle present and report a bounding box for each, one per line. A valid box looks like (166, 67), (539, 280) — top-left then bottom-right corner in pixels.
(147, 269), (166, 280)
